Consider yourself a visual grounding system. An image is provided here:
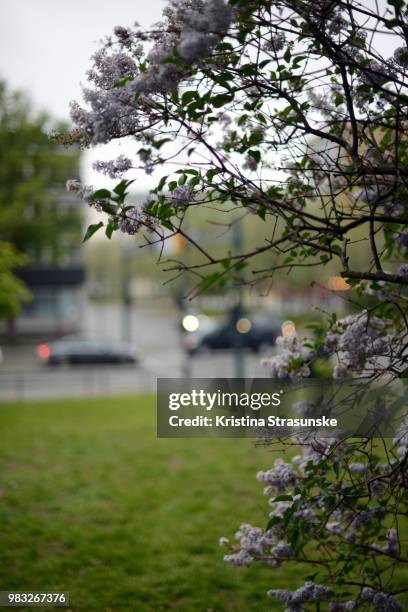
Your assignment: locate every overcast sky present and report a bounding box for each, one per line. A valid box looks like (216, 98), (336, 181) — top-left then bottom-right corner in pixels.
(0, 0), (165, 118)
(0, 0), (399, 191)
(0, 0), (166, 187)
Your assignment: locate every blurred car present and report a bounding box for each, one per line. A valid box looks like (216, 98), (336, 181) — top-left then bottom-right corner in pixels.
(182, 313), (280, 355)
(36, 338), (138, 366)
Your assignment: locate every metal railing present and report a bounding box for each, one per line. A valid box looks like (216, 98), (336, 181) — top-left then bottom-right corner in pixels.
(0, 365), (156, 402)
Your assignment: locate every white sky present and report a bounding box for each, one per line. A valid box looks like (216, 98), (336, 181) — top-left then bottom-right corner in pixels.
(0, 0), (166, 187)
(0, 0), (399, 194)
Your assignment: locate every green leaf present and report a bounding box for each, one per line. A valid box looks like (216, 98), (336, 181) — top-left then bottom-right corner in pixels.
(181, 90), (197, 105)
(266, 516), (282, 531)
(153, 138), (172, 149)
(273, 494), (293, 502)
(157, 175), (168, 192)
(206, 168), (221, 182)
(216, 42), (233, 52)
(189, 176), (201, 187)
(105, 223), (115, 239)
(175, 169), (198, 175)
(257, 206), (266, 221)
(161, 219), (174, 231)
(240, 63), (257, 77)
(113, 179), (134, 202)
(248, 149), (261, 163)
(387, 0), (404, 10)
(211, 93), (234, 108)
(197, 272), (223, 293)
(83, 222), (103, 242)
(344, 277), (360, 286)
(90, 189), (111, 201)
(100, 202), (117, 215)
(292, 55), (306, 67)
(235, 260), (248, 272)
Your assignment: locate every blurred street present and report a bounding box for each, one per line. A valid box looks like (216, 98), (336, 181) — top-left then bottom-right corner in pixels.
(0, 301), (273, 401)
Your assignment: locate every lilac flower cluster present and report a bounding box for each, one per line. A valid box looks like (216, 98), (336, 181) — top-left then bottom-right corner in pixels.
(361, 588), (403, 611)
(396, 228), (408, 252)
(399, 264), (408, 277)
(171, 185), (195, 208)
(256, 459), (297, 493)
(393, 414), (408, 457)
(328, 600), (357, 610)
(382, 528), (400, 558)
(222, 524), (273, 567)
(292, 436), (340, 472)
(222, 423), (404, 609)
(361, 60), (394, 87)
(70, 0), (232, 145)
(118, 205), (157, 236)
(118, 208), (142, 235)
(66, 179), (155, 236)
(87, 49), (139, 90)
(268, 582), (332, 610)
(66, 179), (104, 211)
(92, 155), (132, 179)
(354, 187), (404, 216)
(262, 335), (312, 381)
(393, 46), (408, 68)
(369, 478), (386, 501)
(263, 31), (286, 53)
(66, 179), (93, 200)
(112, 25), (141, 50)
(222, 548), (254, 567)
(323, 313), (390, 379)
(243, 154), (259, 172)
(292, 400), (316, 417)
(348, 462), (366, 474)
(222, 522), (293, 568)
(345, 507), (386, 544)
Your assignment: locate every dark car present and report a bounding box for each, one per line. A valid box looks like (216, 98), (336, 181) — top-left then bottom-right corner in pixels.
(36, 338), (138, 365)
(183, 314), (280, 355)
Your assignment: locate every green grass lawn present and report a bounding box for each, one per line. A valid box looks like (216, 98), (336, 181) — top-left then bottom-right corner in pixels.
(0, 395), (305, 611)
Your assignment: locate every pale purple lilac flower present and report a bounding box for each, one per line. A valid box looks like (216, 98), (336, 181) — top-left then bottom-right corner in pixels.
(93, 154), (133, 179)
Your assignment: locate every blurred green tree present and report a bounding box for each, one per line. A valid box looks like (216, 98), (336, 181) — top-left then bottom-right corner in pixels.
(0, 80), (82, 320)
(0, 242), (30, 319)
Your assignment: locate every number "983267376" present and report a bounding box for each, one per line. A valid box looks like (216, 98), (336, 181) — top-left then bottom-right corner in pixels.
(0, 592), (69, 607)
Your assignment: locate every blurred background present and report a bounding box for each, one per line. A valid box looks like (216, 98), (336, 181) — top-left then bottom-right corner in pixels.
(0, 0), (352, 401)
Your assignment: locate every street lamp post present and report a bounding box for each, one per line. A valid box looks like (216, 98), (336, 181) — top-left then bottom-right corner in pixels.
(121, 242), (133, 344)
(232, 221), (245, 379)
(174, 233), (192, 379)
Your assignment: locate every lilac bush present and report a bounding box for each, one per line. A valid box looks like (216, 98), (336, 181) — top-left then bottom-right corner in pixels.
(60, 0), (408, 608)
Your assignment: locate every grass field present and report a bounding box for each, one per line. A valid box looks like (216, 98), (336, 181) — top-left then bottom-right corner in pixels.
(0, 395), (305, 611)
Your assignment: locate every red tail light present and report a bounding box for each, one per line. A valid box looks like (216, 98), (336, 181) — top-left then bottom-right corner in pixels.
(37, 344), (51, 359)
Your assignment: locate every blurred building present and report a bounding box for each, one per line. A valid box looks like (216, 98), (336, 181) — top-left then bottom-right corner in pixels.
(12, 265), (85, 337)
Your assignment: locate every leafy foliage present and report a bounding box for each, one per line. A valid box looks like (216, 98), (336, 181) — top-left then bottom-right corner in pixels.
(0, 80), (81, 319)
(0, 81), (81, 265)
(0, 242), (30, 319)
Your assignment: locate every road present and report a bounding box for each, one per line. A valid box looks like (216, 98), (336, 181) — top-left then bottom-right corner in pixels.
(0, 302), (274, 401)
